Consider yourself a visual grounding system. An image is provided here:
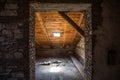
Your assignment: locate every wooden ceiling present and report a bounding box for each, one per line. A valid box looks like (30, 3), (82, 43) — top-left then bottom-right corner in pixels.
(35, 11), (85, 48)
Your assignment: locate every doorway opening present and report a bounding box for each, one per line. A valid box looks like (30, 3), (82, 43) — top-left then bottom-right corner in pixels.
(29, 3), (92, 80)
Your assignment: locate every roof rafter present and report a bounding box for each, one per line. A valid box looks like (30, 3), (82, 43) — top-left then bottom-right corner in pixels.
(36, 13), (52, 48)
(72, 13), (84, 44)
(58, 11), (84, 37)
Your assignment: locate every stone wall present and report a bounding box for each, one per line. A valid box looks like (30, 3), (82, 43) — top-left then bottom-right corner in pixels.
(0, 0), (29, 80)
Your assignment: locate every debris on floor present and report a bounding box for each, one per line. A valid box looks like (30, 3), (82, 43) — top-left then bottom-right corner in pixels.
(39, 60), (68, 66)
(39, 61), (51, 66)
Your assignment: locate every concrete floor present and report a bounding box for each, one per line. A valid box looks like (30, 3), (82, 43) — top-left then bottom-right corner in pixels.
(35, 56), (82, 80)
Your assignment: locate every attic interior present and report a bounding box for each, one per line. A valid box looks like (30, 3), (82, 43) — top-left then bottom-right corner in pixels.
(35, 11), (86, 80)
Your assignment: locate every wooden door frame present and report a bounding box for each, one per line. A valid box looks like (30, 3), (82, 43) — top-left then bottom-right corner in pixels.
(29, 3), (92, 80)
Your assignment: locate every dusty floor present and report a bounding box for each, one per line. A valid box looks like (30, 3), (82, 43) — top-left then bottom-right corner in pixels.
(35, 56), (82, 80)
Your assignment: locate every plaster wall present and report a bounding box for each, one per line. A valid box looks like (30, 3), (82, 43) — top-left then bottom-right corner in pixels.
(93, 0), (120, 80)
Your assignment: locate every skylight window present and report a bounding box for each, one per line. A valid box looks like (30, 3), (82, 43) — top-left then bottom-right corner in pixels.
(53, 32), (61, 37)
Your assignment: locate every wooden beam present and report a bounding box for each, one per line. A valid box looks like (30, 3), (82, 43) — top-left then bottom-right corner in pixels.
(72, 13), (84, 43)
(58, 12), (84, 37)
(36, 13), (52, 47)
(72, 31), (77, 44)
(38, 48), (75, 50)
(62, 23), (67, 47)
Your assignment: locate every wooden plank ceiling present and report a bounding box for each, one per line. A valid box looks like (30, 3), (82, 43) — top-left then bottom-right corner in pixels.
(35, 11), (85, 48)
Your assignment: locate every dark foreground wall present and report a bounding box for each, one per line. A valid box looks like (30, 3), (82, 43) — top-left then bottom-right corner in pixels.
(0, 0), (29, 80)
(93, 0), (120, 80)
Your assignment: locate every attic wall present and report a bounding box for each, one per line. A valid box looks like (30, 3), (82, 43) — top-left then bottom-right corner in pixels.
(36, 48), (74, 58)
(0, 0), (29, 80)
(93, 0), (120, 80)
(73, 36), (85, 78)
(75, 37), (85, 64)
